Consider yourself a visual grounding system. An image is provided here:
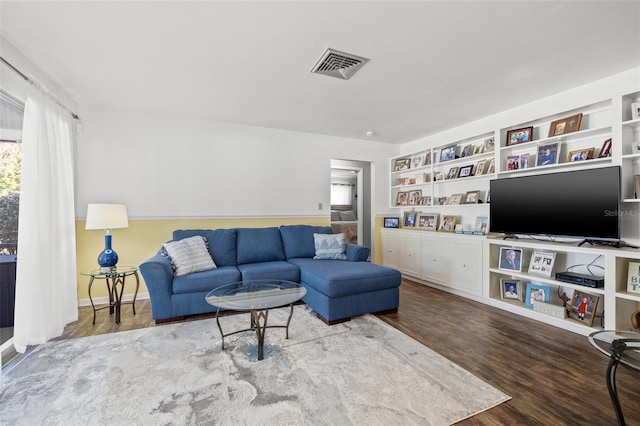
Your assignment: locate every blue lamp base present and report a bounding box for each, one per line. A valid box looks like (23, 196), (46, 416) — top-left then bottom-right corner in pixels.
(98, 234), (119, 273)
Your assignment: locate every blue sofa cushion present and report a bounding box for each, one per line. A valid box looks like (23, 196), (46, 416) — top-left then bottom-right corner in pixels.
(172, 265), (241, 295)
(173, 229), (237, 267)
(236, 227), (285, 264)
(288, 258), (401, 298)
(279, 225), (333, 259)
(237, 261), (300, 282)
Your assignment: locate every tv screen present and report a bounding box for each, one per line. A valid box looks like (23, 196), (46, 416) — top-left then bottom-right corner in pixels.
(489, 166), (620, 242)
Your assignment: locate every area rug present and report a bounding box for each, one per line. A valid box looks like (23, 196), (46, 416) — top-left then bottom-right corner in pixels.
(0, 306), (509, 425)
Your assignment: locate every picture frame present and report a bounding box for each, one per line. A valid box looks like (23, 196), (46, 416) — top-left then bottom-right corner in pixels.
(423, 153), (432, 166)
(506, 126), (534, 146)
(536, 142), (559, 166)
(460, 145), (472, 158)
(520, 153), (530, 169)
(407, 190), (422, 206)
(410, 154), (426, 169)
(498, 247), (523, 272)
(458, 165), (473, 178)
(627, 261), (640, 294)
(632, 103), (640, 120)
(416, 196), (431, 206)
(598, 138), (612, 158)
(435, 173), (445, 181)
(569, 289), (600, 327)
(464, 190), (480, 204)
(567, 148), (594, 162)
(475, 159), (486, 176)
(528, 250), (556, 277)
(474, 216), (489, 234)
(416, 213), (439, 231)
(436, 196), (448, 206)
(473, 144), (483, 155)
(438, 215), (456, 232)
(394, 158), (410, 171)
(440, 146), (457, 162)
(446, 167), (459, 180)
(506, 155), (520, 171)
(447, 193), (464, 205)
(486, 158), (496, 174)
(548, 113), (582, 137)
(383, 217), (399, 228)
(525, 283), (551, 309)
(402, 211), (418, 228)
(500, 278), (523, 302)
(396, 191), (409, 206)
(482, 137), (495, 153)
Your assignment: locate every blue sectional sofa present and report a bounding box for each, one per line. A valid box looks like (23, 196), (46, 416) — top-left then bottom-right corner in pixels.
(139, 225), (401, 324)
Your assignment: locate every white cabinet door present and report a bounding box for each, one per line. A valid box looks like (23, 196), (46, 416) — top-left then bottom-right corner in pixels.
(381, 230), (400, 269)
(421, 236), (451, 284)
(399, 233), (421, 277)
(448, 239), (483, 295)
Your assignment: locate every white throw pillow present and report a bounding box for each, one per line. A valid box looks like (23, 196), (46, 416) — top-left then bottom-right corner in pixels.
(313, 233), (347, 260)
(162, 236), (217, 277)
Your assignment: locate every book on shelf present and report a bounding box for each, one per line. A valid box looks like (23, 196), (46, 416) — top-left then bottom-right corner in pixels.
(627, 261), (640, 294)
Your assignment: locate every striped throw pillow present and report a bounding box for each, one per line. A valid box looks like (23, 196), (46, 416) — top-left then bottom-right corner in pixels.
(162, 236), (217, 277)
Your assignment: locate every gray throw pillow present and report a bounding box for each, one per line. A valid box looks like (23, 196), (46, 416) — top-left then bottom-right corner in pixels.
(162, 236), (217, 277)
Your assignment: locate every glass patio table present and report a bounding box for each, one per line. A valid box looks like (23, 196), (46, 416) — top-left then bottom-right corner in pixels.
(205, 280), (307, 360)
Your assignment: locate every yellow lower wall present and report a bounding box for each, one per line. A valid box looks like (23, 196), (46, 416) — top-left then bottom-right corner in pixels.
(75, 217), (330, 300)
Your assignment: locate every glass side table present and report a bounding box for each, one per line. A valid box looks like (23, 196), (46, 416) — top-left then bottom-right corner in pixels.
(588, 330), (640, 426)
(81, 266), (139, 324)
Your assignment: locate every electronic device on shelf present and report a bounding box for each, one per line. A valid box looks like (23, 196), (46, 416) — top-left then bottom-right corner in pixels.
(555, 271), (605, 288)
(489, 166), (621, 244)
(384, 217), (400, 228)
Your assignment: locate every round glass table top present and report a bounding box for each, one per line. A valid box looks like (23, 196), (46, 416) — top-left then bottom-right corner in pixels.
(206, 280), (307, 311)
(588, 330), (640, 372)
(81, 266), (139, 277)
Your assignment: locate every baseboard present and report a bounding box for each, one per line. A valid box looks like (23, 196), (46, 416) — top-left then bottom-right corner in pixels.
(77, 292), (149, 307)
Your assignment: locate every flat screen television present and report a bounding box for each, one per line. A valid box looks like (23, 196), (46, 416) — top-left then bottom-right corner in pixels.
(489, 166), (620, 243)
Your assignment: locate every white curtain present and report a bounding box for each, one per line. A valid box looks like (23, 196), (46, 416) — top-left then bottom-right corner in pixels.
(331, 183), (353, 205)
(13, 84), (78, 353)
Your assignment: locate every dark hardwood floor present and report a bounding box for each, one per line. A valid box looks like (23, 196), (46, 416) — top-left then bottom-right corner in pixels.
(45, 279), (640, 425)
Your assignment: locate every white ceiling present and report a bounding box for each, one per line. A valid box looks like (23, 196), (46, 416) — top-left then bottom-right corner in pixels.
(1, 1), (639, 144)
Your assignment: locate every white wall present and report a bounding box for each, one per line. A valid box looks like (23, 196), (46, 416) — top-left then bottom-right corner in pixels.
(76, 108), (398, 219)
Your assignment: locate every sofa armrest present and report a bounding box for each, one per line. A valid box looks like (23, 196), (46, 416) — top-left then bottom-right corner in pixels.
(139, 253), (175, 319)
(345, 243), (370, 262)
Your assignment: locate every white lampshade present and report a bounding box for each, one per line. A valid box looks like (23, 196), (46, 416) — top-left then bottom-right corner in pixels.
(85, 204), (129, 230)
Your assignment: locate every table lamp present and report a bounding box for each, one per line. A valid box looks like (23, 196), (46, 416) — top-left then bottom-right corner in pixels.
(85, 203), (129, 273)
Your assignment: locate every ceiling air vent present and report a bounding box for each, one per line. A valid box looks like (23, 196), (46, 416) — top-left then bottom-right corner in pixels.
(310, 48), (369, 80)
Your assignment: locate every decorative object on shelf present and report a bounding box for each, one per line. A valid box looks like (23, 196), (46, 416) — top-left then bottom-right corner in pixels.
(533, 300), (567, 319)
(437, 196), (448, 205)
(568, 289), (599, 327)
(438, 215), (456, 232)
(506, 126), (534, 146)
(410, 154), (426, 169)
(524, 283), (551, 309)
(440, 146), (456, 162)
(598, 138), (612, 158)
(474, 159), (486, 176)
(500, 278), (523, 302)
(633, 142), (640, 154)
(635, 175), (640, 199)
(498, 247), (523, 272)
(520, 153), (530, 169)
(568, 147), (594, 162)
(528, 250), (556, 277)
(416, 196), (431, 206)
(536, 142), (559, 166)
(486, 190), (490, 203)
(402, 211), (418, 228)
(460, 145), (472, 158)
(446, 167), (459, 179)
(487, 158), (496, 174)
(454, 224), (464, 233)
(85, 203), (129, 273)
(464, 190), (480, 204)
(627, 261), (640, 294)
(447, 193), (463, 205)
(423, 153), (432, 166)
(435, 173), (444, 181)
(506, 155), (520, 170)
(414, 173), (429, 184)
(548, 113), (582, 137)
(458, 165), (473, 177)
(383, 217), (399, 228)
(417, 213), (439, 231)
(632, 103), (640, 120)
(482, 137), (495, 153)
(473, 144), (483, 155)
(631, 309), (640, 331)
(396, 191), (409, 206)
(474, 216), (489, 234)
(408, 190), (422, 206)
(394, 158), (410, 171)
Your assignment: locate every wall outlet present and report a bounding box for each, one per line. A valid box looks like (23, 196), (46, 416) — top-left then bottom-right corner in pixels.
(318, 202), (323, 210)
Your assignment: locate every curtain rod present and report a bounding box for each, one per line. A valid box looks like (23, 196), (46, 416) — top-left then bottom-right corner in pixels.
(0, 56), (80, 120)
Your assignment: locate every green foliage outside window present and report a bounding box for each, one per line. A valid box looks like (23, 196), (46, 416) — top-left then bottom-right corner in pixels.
(0, 142), (20, 252)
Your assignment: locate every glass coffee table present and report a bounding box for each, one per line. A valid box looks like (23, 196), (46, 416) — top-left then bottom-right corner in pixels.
(205, 280), (307, 360)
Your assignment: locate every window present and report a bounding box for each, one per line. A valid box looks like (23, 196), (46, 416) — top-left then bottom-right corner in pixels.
(330, 183), (354, 206)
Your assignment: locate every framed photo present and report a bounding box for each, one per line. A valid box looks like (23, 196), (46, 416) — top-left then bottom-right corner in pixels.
(500, 279), (523, 302)
(569, 289), (600, 327)
(435, 173), (445, 181)
(440, 146), (456, 162)
(473, 144), (483, 155)
(525, 283), (551, 309)
(461, 145), (472, 158)
(474, 159), (486, 176)
(482, 137), (495, 153)
(464, 190), (480, 204)
(416, 196), (431, 206)
(416, 213), (439, 231)
(632, 103), (640, 120)
(436, 196), (448, 206)
(487, 158), (496, 174)
(446, 167), (459, 179)
(506, 126), (534, 146)
(383, 217), (399, 228)
(520, 153), (530, 169)
(396, 191), (409, 206)
(598, 138), (612, 158)
(423, 153), (432, 166)
(447, 193), (464, 205)
(410, 154), (426, 169)
(627, 261), (640, 294)
(567, 148), (594, 162)
(438, 215), (457, 232)
(458, 165), (473, 178)
(408, 190), (422, 206)
(403, 211), (418, 228)
(536, 143), (559, 166)
(474, 216), (489, 234)
(528, 250), (556, 277)
(506, 155), (520, 171)
(548, 113), (582, 137)
(394, 158), (410, 171)
(498, 247), (522, 272)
